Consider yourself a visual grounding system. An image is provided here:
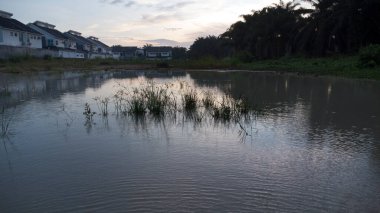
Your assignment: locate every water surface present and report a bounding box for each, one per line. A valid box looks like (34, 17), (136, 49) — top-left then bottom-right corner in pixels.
(1, 70), (380, 212)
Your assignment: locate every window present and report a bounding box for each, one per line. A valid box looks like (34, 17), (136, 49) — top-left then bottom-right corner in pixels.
(56, 40), (58, 45)
(48, 39), (53, 46)
(0, 29), (3, 42)
(14, 32), (17, 37)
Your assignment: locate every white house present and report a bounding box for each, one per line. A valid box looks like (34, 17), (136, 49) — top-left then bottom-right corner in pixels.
(0, 10), (42, 49)
(87, 36), (111, 54)
(64, 30), (92, 52)
(28, 21), (76, 50)
(145, 46), (173, 60)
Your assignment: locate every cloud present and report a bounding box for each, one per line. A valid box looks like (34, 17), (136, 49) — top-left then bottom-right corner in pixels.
(183, 22), (230, 40)
(124, 1), (136, 7)
(165, 27), (183, 32)
(158, 1), (195, 11)
(141, 13), (183, 23)
(111, 0), (123, 4)
(99, 0), (124, 5)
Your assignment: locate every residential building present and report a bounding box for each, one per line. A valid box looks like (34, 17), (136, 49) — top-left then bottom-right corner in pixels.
(112, 46), (144, 60)
(64, 30), (92, 52)
(0, 10), (42, 49)
(87, 36), (111, 54)
(28, 21), (76, 50)
(145, 46), (173, 60)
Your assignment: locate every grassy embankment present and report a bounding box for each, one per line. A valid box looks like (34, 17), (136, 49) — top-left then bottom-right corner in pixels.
(0, 55), (379, 80)
(172, 55), (380, 80)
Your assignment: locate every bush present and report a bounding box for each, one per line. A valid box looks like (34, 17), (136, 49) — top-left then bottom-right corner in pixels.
(359, 44), (380, 68)
(157, 61), (169, 68)
(43, 54), (52, 60)
(235, 51), (254, 63)
(8, 55), (31, 63)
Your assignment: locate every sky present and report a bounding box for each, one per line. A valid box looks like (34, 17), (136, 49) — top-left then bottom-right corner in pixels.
(0, 0), (292, 48)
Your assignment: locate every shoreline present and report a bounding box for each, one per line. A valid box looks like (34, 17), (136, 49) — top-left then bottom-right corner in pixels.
(0, 56), (379, 80)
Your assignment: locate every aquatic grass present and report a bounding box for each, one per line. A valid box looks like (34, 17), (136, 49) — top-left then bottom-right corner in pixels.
(202, 91), (215, 109)
(211, 94), (252, 121)
(127, 89), (147, 115)
(83, 103), (96, 121)
(106, 80), (258, 135)
(94, 96), (110, 116)
(0, 86), (11, 97)
(182, 89), (198, 111)
(212, 95), (233, 120)
(113, 90), (125, 114)
(1, 107), (12, 137)
(113, 81), (177, 117)
(141, 81), (176, 116)
(233, 96), (250, 115)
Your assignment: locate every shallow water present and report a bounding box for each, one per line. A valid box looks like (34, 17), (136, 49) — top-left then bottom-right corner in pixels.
(1, 70), (380, 212)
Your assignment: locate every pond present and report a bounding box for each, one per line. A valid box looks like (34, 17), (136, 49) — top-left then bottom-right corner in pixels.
(1, 70), (380, 212)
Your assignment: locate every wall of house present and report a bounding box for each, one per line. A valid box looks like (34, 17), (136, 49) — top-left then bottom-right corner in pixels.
(112, 53), (120, 60)
(97, 46), (107, 54)
(0, 28), (42, 49)
(59, 50), (84, 59)
(28, 24), (66, 49)
(27, 33), (43, 48)
(66, 40), (77, 50)
(83, 44), (91, 52)
(28, 24), (52, 48)
(146, 51), (172, 59)
(89, 53), (113, 59)
(0, 28), (22, 47)
(55, 38), (65, 48)
(147, 52), (157, 57)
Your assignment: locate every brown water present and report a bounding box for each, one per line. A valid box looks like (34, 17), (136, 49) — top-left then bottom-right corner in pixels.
(1, 70), (380, 212)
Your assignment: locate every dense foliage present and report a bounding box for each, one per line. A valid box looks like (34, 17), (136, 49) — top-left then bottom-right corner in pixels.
(188, 36), (233, 59)
(172, 47), (187, 59)
(358, 44), (380, 68)
(189, 0), (380, 59)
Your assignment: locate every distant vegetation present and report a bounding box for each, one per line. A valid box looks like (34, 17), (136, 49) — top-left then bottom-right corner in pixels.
(188, 0), (380, 60)
(1, 0), (379, 79)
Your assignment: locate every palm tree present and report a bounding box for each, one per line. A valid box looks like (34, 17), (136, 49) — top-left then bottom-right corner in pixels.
(296, 0), (380, 55)
(222, 0), (306, 59)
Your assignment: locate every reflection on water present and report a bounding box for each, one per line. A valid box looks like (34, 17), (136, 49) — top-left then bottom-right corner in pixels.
(0, 70), (380, 212)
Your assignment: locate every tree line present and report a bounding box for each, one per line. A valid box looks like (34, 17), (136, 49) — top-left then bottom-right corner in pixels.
(188, 0), (380, 60)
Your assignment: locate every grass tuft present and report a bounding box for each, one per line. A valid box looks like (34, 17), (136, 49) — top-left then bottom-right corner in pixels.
(182, 89), (198, 111)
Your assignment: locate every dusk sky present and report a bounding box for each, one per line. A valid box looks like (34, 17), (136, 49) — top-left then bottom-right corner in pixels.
(0, 0), (292, 47)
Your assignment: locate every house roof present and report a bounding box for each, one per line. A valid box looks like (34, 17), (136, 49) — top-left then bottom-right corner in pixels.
(0, 16), (41, 35)
(145, 46), (172, 52)
(33, 24), (68, 40)
(64, 32), (92, 45)
(112, 46), (138, 53)
(87, 37), (110, 49)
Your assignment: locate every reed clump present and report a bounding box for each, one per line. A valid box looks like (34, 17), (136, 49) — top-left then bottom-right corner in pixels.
(90, 80), (256, 124)
(1, 107), (12, 137)
(182, 89), (198, 111)
(94, 96), (110, 116)
(0, 86), (11, 97)
(113, 81), (176, 116)
(127, 88), (147, 115)
(212, 95), (250, 121)
(142, 82), (175, 115)
(83, 103), (96, 121)
(202, 91), (215, 109)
